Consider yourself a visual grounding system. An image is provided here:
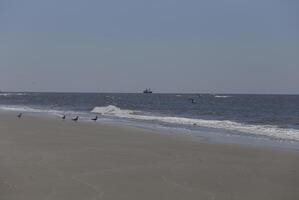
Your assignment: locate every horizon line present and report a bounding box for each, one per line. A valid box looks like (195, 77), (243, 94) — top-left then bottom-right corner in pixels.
(1, 91), (299, 96)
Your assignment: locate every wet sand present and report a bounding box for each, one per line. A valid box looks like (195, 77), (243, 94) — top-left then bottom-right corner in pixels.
(0, 112), (298, 200)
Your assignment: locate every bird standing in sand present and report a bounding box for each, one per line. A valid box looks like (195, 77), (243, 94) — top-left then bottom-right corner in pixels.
(72, 116), (79, 122)
(92, 116), (98, 122)
(62, 115), (66, 120)
(17, 113), (22, 119)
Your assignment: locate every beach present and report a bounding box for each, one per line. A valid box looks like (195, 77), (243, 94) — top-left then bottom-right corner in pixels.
(0, 112), (298, 200)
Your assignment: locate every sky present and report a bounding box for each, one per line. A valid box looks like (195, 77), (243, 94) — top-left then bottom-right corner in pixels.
(0, 0), (298, 94)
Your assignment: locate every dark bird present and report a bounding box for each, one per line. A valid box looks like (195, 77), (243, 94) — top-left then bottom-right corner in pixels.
(62, 115), (66, 120)
(92, 116), (98, 122)
(189, 98), (196, 104)
(17, 113), (22, 119)
(72, 116), (79, 122)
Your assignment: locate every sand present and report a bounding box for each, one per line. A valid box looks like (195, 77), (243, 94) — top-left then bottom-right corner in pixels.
(0, 112), (298, 200)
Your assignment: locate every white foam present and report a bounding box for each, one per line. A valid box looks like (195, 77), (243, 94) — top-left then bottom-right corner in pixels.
(91, 105), (299, 141)
(91, 105), (135, 115)
(0, 105), (88, 119)
(0, 105), (60, 115)
(214, 95), (232, 98)
(0, 93), (27, 97)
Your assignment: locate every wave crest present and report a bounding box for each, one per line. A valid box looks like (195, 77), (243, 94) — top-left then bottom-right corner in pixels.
(214, 95), (231, 98)
(0, 93), (27, 97)
(91, 105), (299, 141)
(91, 105), (135, 116)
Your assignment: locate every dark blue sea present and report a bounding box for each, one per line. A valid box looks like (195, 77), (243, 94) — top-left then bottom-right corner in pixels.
(1, 92), (299, 147)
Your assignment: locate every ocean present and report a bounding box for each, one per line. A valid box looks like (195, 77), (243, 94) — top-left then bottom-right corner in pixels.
(1, 92), (299, 146)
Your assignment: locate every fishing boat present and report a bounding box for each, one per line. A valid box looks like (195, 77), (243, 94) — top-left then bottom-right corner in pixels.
(143, 88), (153, 94)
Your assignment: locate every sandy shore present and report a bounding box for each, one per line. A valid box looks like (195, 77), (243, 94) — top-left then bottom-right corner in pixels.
(0, 112), (298, 200)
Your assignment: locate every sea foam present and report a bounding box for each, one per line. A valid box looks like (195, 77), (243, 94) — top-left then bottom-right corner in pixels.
(214, 95), (232, 98)
(0, 93), (27, 97)
(92, 105), (299, 141)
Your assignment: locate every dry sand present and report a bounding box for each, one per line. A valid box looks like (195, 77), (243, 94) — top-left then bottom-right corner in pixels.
(0, 112), (298, 200)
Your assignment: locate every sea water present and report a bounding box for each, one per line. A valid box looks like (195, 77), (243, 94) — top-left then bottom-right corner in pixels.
(1, 92), (299, 148)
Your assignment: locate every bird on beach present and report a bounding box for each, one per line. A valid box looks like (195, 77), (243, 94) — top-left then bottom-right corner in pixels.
(92, 116), (98, 122)
(72, 116), (79, 122)
(62, 115), (66, 120)
(17, 113), (22, 119)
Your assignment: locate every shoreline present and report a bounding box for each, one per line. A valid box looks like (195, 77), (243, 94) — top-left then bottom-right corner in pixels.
(0, 111), (299, 199)
(2, 109), (299, 151)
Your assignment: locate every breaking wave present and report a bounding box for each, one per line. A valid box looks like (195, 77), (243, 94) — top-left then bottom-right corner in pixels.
(0, 93), (27, 97)
(92, 105), (135, 115)
(0, 105), (62, 115)
(214, 95), (232, 98)
(92, 105), (299, 141)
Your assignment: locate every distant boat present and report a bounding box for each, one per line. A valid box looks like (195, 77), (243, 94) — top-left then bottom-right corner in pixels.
(143, 88), (153, 94)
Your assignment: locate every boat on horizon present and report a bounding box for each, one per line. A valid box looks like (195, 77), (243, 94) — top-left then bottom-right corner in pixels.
(143, 88), (153, 94)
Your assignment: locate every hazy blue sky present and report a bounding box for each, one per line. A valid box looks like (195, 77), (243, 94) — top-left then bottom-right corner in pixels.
(0, 0), (298, 93)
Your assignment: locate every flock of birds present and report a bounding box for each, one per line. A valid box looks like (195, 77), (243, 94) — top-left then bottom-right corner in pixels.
(17, 112), (98, 122)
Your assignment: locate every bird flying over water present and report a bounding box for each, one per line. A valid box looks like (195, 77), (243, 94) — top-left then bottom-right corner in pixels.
(188, 98), (196, 104)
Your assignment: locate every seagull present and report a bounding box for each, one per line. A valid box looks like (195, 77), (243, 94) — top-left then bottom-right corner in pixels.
(92, 116), (98, 122)
(17, 113), (22, 119)
(72, 116), (79, 122)
(62, 115), (66, 120)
